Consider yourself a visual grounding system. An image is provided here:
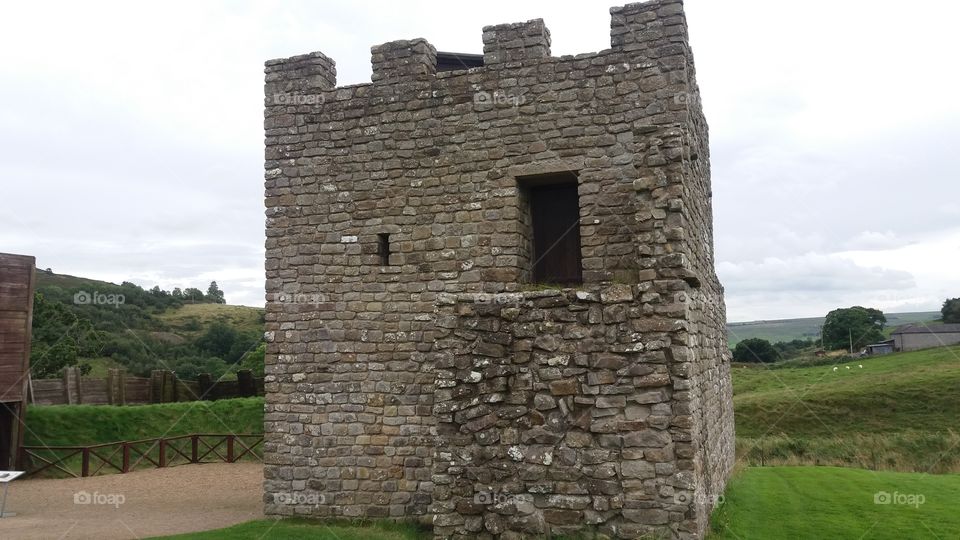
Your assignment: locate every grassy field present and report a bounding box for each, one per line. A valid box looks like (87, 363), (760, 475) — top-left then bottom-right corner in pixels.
(710, 467), (960, 539)
(156, 303), (264, 338)
(25, 397), (264, 447)
(34, 269), (116, 291)
(152, 519), (426, 540)
(734, 346), (960, 472)
(727, 311), (939, 346)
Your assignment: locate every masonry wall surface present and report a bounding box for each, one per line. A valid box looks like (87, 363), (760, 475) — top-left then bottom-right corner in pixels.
(896, 332), (960, 352)
(262, 0), (733, 537)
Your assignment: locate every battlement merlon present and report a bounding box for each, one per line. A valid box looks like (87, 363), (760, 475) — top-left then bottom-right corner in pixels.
(264, 51), (336, 106)
(610, 0), (689, 52)
(482, 18), (551, 65)
(371, 38), (437, 83)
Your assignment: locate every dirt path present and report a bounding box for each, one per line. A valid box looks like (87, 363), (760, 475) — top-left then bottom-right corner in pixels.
(0, 463), (264, 539)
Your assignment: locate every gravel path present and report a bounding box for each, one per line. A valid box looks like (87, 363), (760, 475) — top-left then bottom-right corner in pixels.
(0, 463), (264, 539)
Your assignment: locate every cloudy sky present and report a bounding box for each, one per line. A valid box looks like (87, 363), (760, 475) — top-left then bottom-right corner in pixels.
(1, 0), (957, 322)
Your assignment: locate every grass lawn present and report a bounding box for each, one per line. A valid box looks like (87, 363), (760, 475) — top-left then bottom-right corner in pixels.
(711, 467), (960, 539)
(25, 397), (264, 446)
(733, 346), (960, 472)
(152, 519), (427, 540)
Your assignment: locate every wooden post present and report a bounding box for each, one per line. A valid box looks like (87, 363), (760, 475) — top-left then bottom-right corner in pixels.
(166, 371), (178, 402)
(155, 371), (176, 403)
(117, 369), (126, 405)
(198, 373), (213, 400)
(106, 368), (116, 405)
(122, 443), (130, 473)
(63, 367), (77, 405)
(150, 370), (164, 403)
(237, 370), (255, 397)
(74, 367), (83, 404)
(81, 447), (90, 477)
(158, 439), (166, 467)
(191, 435), (199, 463)
(227, 435), (235, 463)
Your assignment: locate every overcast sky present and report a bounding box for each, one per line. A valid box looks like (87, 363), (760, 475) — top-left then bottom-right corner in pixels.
(1, 0), (957, 322)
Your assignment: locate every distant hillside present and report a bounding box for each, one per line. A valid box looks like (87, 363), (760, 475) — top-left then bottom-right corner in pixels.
(35, 270), (117, 291)
(30, 269), (265, 381)
(727, 311), (940, 346)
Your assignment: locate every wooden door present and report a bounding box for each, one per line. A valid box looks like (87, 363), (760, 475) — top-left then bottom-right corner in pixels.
(530, 183), (582, 284)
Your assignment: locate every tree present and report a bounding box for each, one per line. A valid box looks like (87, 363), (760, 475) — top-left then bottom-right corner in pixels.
(171, 288), (183, 299)
(822, 306), (886, 351)
(196, 321), (238, 359)
(772, 339), (815, 360)
(183, 288), (204, 303)
(732, 338), (779, 363)
(942, 298), (960, 324)
(206, 281), (225, 304)
(238, 342), (266, 377)
(30, 293), (103, 377)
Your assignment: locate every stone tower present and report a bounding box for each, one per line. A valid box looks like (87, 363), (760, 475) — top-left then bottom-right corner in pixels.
(262, 1), (734, 538)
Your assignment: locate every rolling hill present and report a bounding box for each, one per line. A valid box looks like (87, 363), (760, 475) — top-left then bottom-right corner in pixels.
(30, 269), (265, 380)
(727, 311), (940, 346)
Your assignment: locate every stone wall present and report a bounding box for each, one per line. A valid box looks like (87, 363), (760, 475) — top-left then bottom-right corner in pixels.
(431, 287), (694, 538)
(262, 0), (733, 537)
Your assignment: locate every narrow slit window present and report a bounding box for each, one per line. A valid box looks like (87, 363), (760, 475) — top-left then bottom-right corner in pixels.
(522, 178), (583, 285)
(377, 233), (391, 266)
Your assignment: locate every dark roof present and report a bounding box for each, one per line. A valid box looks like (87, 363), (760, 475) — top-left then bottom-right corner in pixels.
(892, 324), (960, 335)
(436, 52), (484, 72)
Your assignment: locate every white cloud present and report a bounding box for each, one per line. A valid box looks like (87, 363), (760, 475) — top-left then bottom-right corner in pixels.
(718, 253), (914, 294)
(843, 231), (906, 251)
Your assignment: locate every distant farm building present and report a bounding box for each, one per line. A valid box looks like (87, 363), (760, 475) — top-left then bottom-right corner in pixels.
(891, 324), (960, 352)
(862, 339), (894, 356)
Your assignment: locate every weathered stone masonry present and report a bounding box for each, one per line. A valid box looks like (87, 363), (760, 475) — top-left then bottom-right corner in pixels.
(263, 1), (734, 538)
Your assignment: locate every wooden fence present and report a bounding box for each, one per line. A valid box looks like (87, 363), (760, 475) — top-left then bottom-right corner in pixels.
(21, 433), (264, 478)
(28, 368), (264, 406)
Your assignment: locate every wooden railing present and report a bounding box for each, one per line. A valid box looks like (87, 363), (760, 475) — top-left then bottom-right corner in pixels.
(20, 433), (263, 478)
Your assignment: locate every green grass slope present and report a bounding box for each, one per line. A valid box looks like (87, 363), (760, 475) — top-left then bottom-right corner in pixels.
(24, 397), (264, 447)
(710, 467), (960, 540)
(156, 303), (265, 338)
(34, 269), (117, 291)
(734, 346), (960, 472)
